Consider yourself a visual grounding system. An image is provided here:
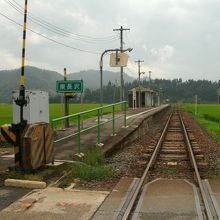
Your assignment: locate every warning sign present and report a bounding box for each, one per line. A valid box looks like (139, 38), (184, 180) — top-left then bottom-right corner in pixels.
(110, 53), (129, 67)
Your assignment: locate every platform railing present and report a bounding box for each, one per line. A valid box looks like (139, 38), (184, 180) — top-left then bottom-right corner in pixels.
(51, 101), (127, 154)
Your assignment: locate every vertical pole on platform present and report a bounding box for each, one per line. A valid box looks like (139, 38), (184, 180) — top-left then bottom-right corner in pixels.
(77, 114), (81, 154)
(64, 68), (69, 127)
(97, 109), (101, 144)
(124, 102), (127, 128)
(195, 95), (198, 116)
(112, 105), (115, 136)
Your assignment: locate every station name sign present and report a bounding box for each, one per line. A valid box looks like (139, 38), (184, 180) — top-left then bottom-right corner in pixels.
(56, 80), (83, 93)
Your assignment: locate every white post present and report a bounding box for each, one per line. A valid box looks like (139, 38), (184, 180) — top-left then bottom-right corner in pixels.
(195, 95), (198, 116)
(133, 90), (136, 109)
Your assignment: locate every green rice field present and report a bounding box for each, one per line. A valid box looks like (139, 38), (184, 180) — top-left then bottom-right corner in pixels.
(180, 104), (220, 141)
(0, 103), (121, 126)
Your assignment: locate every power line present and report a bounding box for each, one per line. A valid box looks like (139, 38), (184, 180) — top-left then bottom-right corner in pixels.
(0, 11), (101, 55)
(125, 66), (136, 75)
(4, 0), (119, 44)
(8, 0), (118, 41)
(5, 0), (119, 43)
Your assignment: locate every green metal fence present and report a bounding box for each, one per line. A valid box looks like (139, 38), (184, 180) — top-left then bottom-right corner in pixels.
(51, 101), (127, 154)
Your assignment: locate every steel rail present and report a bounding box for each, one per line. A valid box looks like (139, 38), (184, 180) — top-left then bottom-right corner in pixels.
(120, 112), (173, 220)
(179, 112), (214, 220)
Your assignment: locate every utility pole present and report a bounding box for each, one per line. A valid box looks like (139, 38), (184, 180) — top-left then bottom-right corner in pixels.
(135, 60), (144, 108)
(195, 94), (198, 116)
(113, 26), (130, 107)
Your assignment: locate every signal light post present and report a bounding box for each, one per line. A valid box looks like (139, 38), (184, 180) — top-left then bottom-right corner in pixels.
(99, 48), (133, 115)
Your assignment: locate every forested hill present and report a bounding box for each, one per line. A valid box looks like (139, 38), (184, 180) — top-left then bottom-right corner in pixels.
(84, 78), (220, 104)
(0, 66), (219, 103)
(0, 66), (134, 103)
(130, 78), (220, 103)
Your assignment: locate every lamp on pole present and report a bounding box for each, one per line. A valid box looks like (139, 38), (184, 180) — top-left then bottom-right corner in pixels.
(138, 71), (145, 108)
(99, 48), (133, 114)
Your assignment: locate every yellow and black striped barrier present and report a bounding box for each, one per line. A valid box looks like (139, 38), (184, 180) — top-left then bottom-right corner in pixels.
(0, 124), (21, 168)
(22, 123), (54, 171)
(0, 124), (16, 144)
(0, 134), (6, 143)
(0, 123), (54, 171)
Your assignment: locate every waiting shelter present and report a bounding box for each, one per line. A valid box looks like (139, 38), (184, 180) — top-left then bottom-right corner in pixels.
(128, 86), (155, 108)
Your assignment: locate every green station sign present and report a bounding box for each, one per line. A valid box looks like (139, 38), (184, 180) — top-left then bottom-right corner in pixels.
(56, 80), (83, 93)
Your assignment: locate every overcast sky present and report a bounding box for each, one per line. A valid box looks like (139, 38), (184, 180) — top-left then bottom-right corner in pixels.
(0, 0), (220, 81)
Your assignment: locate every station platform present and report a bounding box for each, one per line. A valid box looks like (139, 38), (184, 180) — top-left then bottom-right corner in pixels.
(0, 105), (169, 171)
(53, 104), (169, 160)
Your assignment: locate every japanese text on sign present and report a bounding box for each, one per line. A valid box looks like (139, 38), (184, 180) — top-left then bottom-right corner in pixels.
(56, 80), (83, 93)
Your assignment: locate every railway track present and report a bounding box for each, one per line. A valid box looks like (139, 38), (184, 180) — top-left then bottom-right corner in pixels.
(113, 111), (220, 220)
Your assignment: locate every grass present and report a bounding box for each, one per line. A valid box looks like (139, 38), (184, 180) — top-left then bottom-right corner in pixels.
(210, 175), (220, 180)
(179, 104), (220, 141)
(0, 103), (121, 126)
(71, 147), (114, 181)
(0, 104), (12, 125)
(70, 163), (113, 181)
(60, 147), (115, 187)
(51, 104), (121, 128)
(164, 168), (177, 176)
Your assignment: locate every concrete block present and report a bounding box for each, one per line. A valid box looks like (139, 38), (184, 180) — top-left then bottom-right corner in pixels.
(4, 179), (46, 189)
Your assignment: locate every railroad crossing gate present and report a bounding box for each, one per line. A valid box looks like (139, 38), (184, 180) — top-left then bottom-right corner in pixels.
(0, 1), (55, 172)
(0, 91), (54, 171)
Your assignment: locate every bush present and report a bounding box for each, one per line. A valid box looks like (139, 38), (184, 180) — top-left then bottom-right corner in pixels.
(203, 114), (220, 123)
(83, 147), (105, 166)
(71, 163), (113, 180)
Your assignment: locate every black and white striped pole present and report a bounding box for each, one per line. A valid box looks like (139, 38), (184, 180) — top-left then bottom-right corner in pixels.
(15, 0), (28, 123)
(14, 0), (28, 168)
